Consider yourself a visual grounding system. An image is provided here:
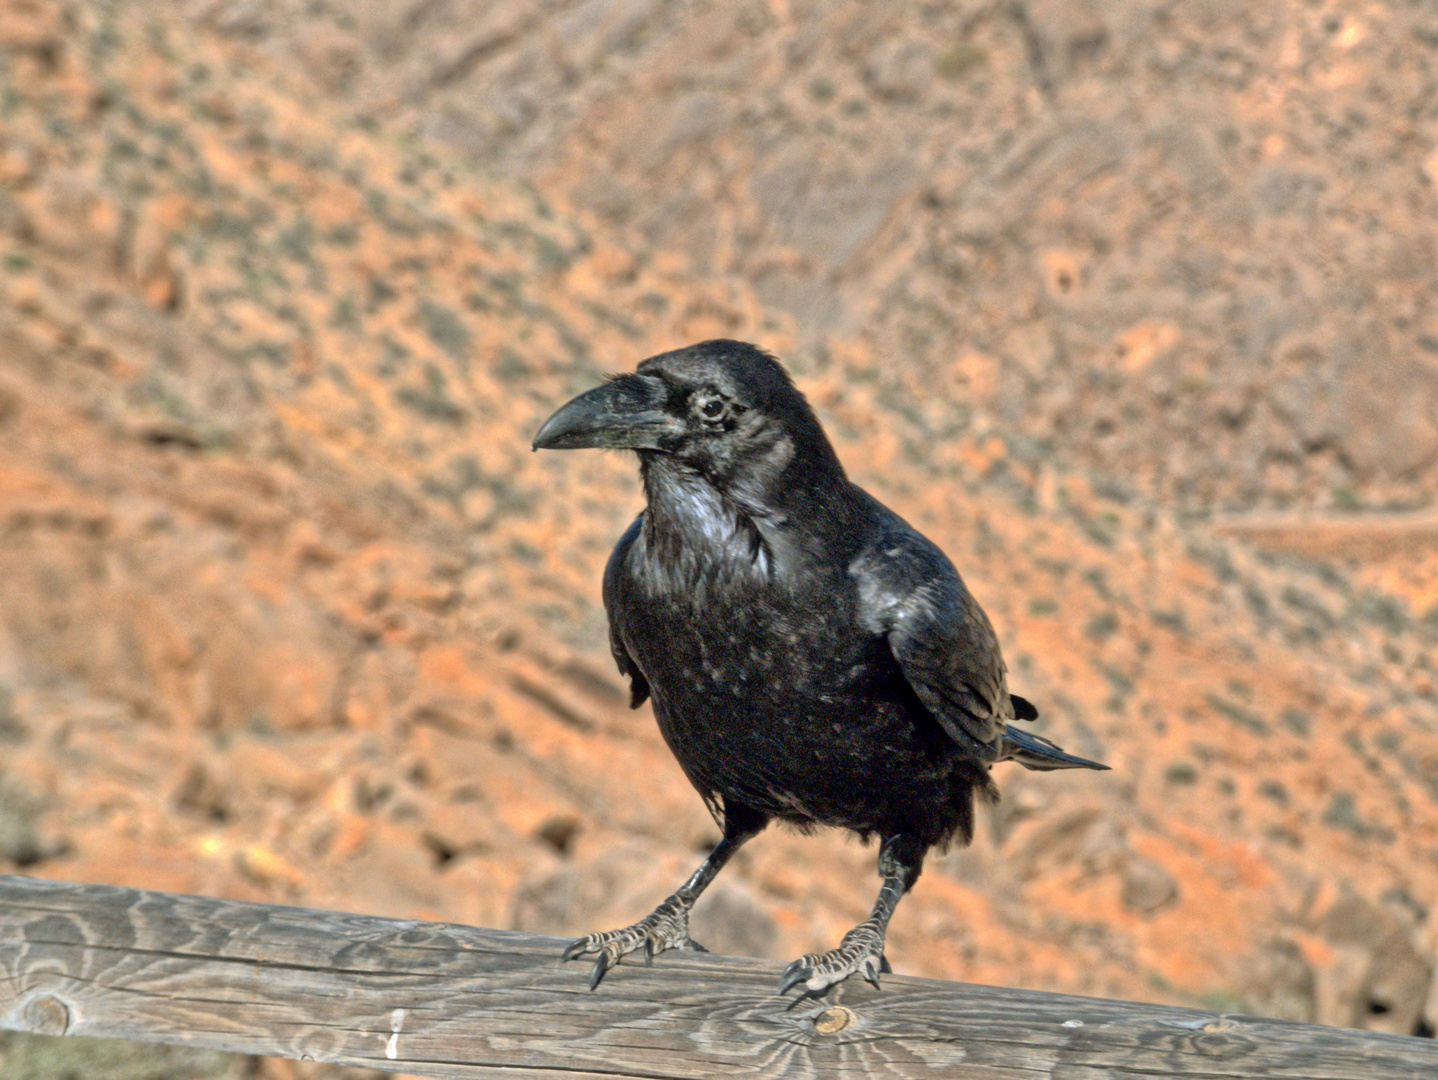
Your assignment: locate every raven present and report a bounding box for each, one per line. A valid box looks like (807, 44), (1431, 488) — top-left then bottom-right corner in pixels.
(532, 340), (1106, 994)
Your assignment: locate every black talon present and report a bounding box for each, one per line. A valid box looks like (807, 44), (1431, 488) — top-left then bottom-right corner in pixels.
(777, 961), (810, 995)
(588, 952), (614, 991)
(562, 938), (589, 962)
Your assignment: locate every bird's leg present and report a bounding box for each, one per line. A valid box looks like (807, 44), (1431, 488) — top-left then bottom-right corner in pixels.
(779, 834), (925, 995)
(562, 804), (766, 989)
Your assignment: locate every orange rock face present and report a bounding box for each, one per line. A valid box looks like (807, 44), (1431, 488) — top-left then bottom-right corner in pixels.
(0, 6), (1435, 1071)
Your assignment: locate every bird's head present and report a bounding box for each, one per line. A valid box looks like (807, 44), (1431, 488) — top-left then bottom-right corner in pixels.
(532, 341), (843, 498)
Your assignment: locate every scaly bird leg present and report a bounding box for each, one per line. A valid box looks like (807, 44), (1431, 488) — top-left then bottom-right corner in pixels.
(563, 804), (766, 989)
(779, 834), (924, 995)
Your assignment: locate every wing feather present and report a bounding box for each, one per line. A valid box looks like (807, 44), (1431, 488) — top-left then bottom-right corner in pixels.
(603, 515), (650, 708)
(851, 514), (1010, 764)
(851, 498), (1108, 773)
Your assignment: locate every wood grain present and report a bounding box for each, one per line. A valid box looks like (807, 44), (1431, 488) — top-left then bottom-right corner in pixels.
(1, 874), (1433, 1079)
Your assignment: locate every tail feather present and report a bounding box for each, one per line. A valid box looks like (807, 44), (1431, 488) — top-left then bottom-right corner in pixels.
(999, 725), (1109, 771)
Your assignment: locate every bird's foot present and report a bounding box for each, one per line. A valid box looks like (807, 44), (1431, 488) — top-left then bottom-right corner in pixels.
(561, 894), (706, 989)
(778, 920), (892, 995)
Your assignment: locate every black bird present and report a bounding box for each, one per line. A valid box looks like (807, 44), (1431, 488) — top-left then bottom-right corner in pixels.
(532, 340), (1106, 994)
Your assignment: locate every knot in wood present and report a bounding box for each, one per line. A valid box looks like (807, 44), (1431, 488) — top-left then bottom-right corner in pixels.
(813, 1005), (855, 1034)
(22, 993), (71, 1035)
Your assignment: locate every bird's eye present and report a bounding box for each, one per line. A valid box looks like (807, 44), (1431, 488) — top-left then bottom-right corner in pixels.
(698, 397), (726, 420)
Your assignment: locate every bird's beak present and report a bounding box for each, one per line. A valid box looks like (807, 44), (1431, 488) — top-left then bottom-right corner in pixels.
(531, 373), (675, 452)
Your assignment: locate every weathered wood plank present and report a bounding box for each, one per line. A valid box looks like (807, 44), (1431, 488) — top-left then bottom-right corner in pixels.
(0, 874), (1432, 1079)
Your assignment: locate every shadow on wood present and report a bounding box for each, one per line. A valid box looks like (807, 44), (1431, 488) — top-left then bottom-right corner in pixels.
(1, 873), (1434, 1079)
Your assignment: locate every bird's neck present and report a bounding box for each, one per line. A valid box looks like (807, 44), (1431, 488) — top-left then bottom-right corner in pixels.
(640, 458), (747, 548)
(638, 452), (853, 580)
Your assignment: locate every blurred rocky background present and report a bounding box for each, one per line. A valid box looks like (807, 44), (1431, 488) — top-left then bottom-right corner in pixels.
(1, 0), (1436, 1076)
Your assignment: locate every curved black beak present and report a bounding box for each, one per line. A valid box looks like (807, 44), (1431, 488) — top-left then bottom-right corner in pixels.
(532, 373), (674, 451)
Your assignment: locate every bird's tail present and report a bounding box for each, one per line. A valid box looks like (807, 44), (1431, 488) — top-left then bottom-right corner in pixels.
(999, 725), (1109, 771)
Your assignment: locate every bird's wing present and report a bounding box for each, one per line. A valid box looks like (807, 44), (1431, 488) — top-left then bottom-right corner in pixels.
(852, 520), (1011, 764)
(603, 515), (650, 709)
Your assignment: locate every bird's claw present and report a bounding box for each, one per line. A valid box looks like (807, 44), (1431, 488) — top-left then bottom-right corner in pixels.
(587, 945), (621, 990)
(561, 895), (701, 989)
(778, 921), (891, 994)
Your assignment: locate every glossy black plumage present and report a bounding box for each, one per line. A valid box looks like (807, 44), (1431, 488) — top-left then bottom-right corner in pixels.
(532, 340), (1106, 993)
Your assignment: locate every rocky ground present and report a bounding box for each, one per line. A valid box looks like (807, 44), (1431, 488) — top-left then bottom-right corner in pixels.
(1, 2), (1436, 1077)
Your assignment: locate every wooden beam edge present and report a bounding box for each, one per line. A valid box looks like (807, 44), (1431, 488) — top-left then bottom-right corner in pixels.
(1, 874), (1434, 1080)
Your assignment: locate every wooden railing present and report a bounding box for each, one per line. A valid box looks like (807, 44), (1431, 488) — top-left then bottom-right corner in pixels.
(1, 874), (1433, 1078)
